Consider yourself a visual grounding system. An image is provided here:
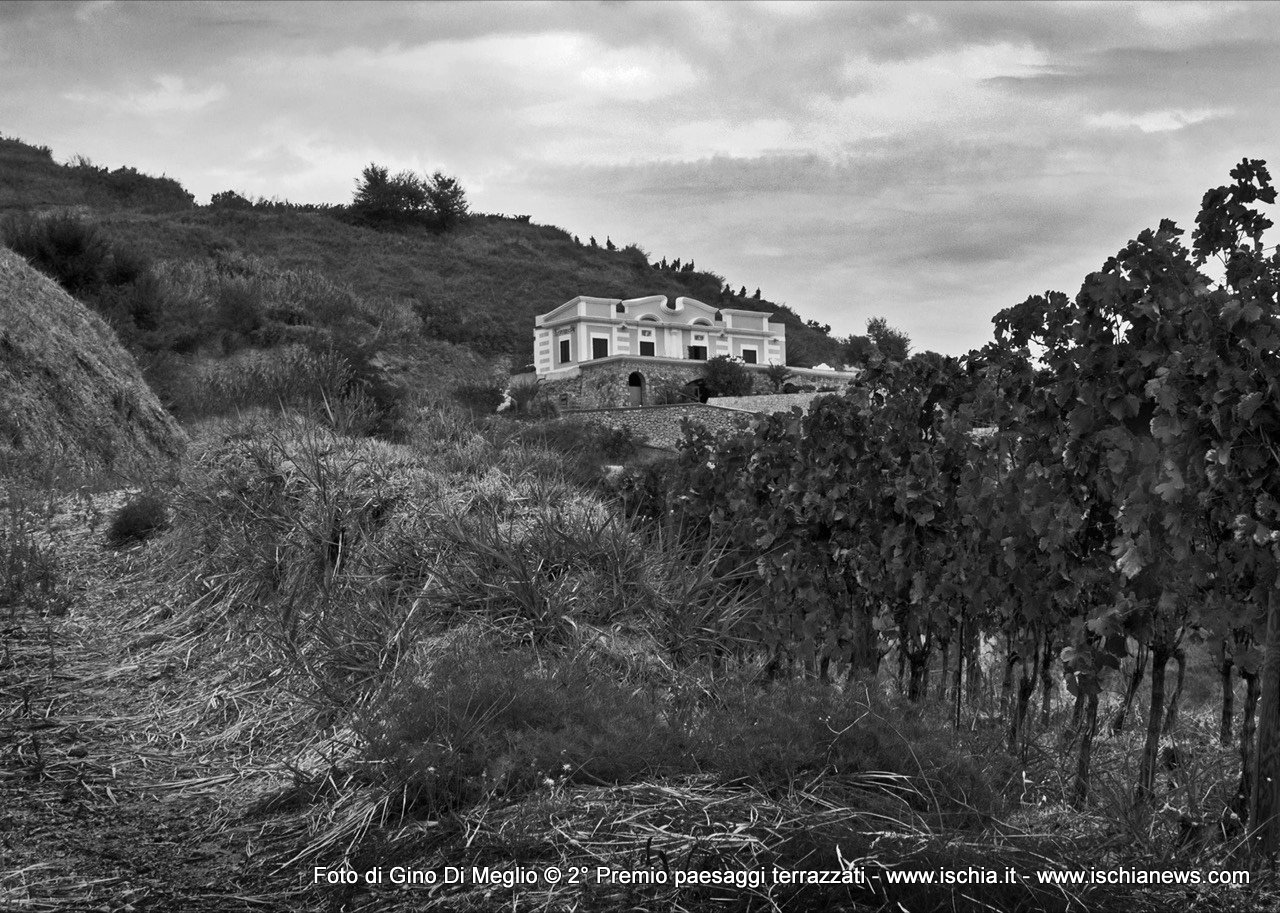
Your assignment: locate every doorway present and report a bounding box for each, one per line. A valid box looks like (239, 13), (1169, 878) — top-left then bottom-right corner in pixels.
(627, 371), (645, 407)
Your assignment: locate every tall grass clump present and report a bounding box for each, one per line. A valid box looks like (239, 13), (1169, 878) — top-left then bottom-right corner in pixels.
(0, 484), (68, 621)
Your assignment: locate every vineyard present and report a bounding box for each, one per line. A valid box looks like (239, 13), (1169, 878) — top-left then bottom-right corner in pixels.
(638, 160), (1280, 853)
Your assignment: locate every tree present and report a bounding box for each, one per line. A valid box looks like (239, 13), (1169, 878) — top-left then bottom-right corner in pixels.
(842, 334), (876, 365)
(753, 288), (761, 300)
(605, 236), (616, 251)
(424, 171), (469, 231)
(739, 286), (747, 298)
(866, 316), (911, 361)
(589, 236), (598, 248)
(352, 164), (426, 226)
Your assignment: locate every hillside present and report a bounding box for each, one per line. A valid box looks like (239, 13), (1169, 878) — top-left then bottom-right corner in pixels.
(0, 245), (184, 480)
(0, 135), (194, 215)
(0, 135), (847, 372)
(101, 210), (848, 370)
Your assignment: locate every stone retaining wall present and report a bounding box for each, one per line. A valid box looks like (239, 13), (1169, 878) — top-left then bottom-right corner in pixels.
(566, 403), (754, 450)
(706, 392), (829, 413)
(533, 356), (860, 413)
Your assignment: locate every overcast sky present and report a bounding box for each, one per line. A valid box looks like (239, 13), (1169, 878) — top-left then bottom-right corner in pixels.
(3, 1), (1278, 354)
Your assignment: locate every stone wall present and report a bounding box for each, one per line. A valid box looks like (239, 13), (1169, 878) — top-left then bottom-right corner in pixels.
(706, 391), (829, 414)
(568, 403), (754, 450)
(535, 357), (860, 412)
(538, 358), (715, 411)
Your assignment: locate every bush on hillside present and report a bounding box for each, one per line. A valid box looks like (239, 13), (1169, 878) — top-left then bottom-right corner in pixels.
(2, 211), (117, 297)
(209, 189), (254, 211)
(0, 211), (181, 350)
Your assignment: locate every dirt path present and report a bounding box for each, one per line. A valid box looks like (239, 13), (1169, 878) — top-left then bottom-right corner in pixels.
(1, 494), (300, 913)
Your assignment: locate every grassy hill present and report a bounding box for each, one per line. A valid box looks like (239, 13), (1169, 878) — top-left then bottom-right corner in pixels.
(0, 135), (194, 214)
(0, 134), (848, 377)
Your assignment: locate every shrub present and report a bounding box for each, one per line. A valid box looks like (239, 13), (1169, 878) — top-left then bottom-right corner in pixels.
(453, 378), (505, 415)
(105, 492), (170, 547)
(599, 425), (638, 460)
(764, 363), (793, 392)
(209, 190), (254, 211)
(702, 355), (754, 398)
(211, 276), (265, 351)
(3, 211), (114, 297)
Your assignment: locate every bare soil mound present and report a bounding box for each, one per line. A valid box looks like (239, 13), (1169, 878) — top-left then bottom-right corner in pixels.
(0, 246), (184, 480)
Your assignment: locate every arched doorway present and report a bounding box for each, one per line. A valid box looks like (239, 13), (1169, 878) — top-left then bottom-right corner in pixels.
(627, 371), (645, 406)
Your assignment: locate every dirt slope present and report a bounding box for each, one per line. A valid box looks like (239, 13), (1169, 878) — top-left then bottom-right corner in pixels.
(0, 246), (184, 481)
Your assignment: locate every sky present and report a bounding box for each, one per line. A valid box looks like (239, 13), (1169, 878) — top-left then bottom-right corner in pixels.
(2, 0), (1278, 355)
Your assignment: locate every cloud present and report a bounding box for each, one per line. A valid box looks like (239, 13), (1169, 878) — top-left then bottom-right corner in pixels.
(64, 75), (226, 116)
(73, 0), (114, 23)
(2, 1), (1278, 355)
(1087, 108), (1230, 133)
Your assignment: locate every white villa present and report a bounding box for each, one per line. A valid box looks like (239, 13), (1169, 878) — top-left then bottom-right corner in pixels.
(533, 295), (787, 376)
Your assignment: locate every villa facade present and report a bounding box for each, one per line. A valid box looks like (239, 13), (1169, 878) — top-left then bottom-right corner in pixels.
(529, 294), (857, 411)
(534, 295), (787, 375)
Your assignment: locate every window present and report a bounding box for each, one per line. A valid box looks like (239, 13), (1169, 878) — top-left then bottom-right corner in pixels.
(688, 345), (707, 360)
(640, 341), (655, 356)
(559, 338), (571, 363)
(741, 348), (757, 364)
(591, 337), (609, 359)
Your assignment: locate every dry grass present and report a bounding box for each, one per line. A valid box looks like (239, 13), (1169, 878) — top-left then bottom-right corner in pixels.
(0, 245), (185, 482)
